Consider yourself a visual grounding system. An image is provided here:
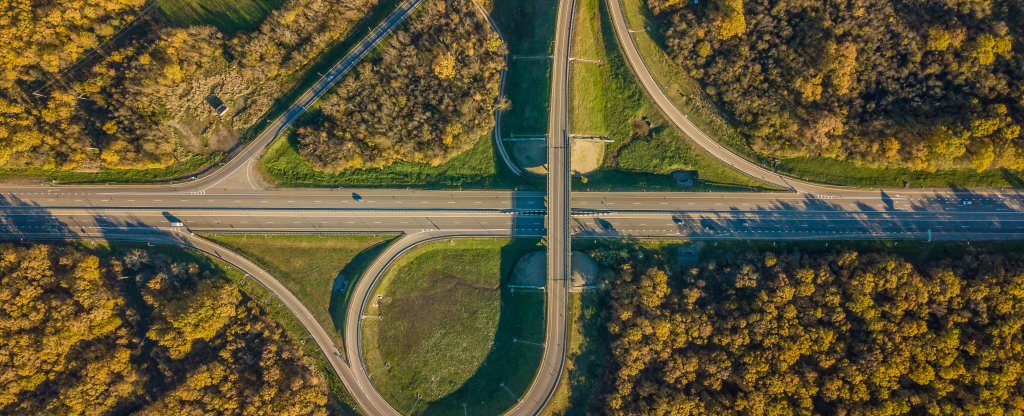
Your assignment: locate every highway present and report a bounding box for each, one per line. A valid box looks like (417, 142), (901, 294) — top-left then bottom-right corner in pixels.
(4, 0), (1024, 414)
(506, 0), (575, 412)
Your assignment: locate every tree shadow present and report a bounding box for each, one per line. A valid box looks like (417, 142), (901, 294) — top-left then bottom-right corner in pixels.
(408, 237), (545, 415)
(329, 237), (395, 346)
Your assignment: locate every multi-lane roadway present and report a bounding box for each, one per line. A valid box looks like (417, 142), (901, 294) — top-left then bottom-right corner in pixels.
(5, 0), (1024, 415)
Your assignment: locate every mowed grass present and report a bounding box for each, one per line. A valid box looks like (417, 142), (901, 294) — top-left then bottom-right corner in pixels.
(260, 132), (529, 188)
(201, 233), (396, 355)
(568, 0), (771, 192)
(104, 241), (360, 414)
(362, 238), (545, 415)
(155, 0), (286, 33)
(621, 0), (1024, 188)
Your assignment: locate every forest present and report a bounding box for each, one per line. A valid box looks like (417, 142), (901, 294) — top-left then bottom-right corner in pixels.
(0, 0), (375, 170)
(594, 243), (1024, 415)
(648, 0), (1024, 172)
(0, 243), (327, 415)
(294, 0), (506, 171)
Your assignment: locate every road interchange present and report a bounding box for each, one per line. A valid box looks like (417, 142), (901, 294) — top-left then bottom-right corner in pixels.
(4, 0), (1024, 415)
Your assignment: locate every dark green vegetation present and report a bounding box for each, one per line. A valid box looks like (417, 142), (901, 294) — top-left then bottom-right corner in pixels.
(491, 0), (558, 139)
(202, 233), (395, 354)
(294, 0), (505, 170)
(648, 0), (1024, 178)
(568, 0), (770, 191)
(0, 242), (327, 415)
(0, 0), (375, 177)
(156, 0), (286, 32)
(362, 239), (544, 415)
(582, 240), (1024, 415)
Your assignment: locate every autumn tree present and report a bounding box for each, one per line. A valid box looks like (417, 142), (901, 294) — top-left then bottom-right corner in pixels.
(596, 245), (1024, 415)
(0, 244), (328, 415)
(295, 0), (507, 170)
(648, 0), (1024, 172)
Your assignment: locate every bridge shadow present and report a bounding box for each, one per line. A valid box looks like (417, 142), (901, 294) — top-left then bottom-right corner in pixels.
(510, 189), (546, 237)
(0, 194), (74, 240)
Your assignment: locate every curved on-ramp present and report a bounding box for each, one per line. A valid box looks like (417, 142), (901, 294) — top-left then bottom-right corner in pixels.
(605, 0), (892, 195)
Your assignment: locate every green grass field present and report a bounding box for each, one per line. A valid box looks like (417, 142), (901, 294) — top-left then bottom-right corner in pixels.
(102, 241), (360, 414)
(620, 0), (1024, 189)
(155, 0), (286, 33)
(0, 155), (216, 185)
(567, 0), (771, 192)
(201, 233), (396, 355)
(491, 0), (558, 161)
(361, 238), (545, 415)
(260, 132), (530, 188)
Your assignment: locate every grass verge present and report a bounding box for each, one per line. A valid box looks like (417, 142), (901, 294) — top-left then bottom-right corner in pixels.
(362, 238), (545, 415)
(200, 233), (397, 354)
(543, 292), (606, 415)
(0, 155), (217, 185)
(620, 0), (1024, 189)
(260, 132), (530, 188)
(569, 0), (772, 192)
(102, 241), (360, 414)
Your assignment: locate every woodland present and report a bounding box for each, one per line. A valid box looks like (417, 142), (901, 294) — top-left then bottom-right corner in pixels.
(294, 0), (506, 171)
(594, 243), (1024, 415)
(0, 244), (327, 415)
(0, 0), (375, 170)
(649, 0), (1024, 172)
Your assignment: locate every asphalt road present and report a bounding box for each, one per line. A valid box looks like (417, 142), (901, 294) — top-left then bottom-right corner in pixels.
(505, 0), (577, 412)
(4, 0), (1024, 414)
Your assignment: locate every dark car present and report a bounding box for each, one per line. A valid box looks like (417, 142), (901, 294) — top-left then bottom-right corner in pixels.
(352, 192), (363, 202)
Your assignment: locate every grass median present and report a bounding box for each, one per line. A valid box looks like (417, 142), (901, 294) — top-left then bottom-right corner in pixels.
(361, 238), (545, 415)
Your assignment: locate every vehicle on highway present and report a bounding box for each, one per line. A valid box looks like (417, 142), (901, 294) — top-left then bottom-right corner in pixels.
(352, 192), (363, 202)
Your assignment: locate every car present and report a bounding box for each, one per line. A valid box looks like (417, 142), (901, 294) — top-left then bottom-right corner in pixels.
(171, 222), (184, 227)
(352, 192), (363, 202)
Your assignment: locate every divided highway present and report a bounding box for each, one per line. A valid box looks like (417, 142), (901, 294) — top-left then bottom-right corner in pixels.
(5, 0), (1024, 415)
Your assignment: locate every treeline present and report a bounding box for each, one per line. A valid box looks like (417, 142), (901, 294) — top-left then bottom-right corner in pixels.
(0, 0), (376, 170)
(0, 244), (326, 415)
(295, 0), (506, 170)
(649, 0), (1024, 172)
(593, 244), (1024, 415)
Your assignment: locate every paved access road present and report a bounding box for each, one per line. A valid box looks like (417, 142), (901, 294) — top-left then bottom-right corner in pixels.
(5, 0), (1024, 414)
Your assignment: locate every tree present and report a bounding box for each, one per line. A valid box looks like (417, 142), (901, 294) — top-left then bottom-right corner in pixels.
(0, 243), (328, 414)
(596, 245), (1024, 415)
(648, 0), (1024, 172)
